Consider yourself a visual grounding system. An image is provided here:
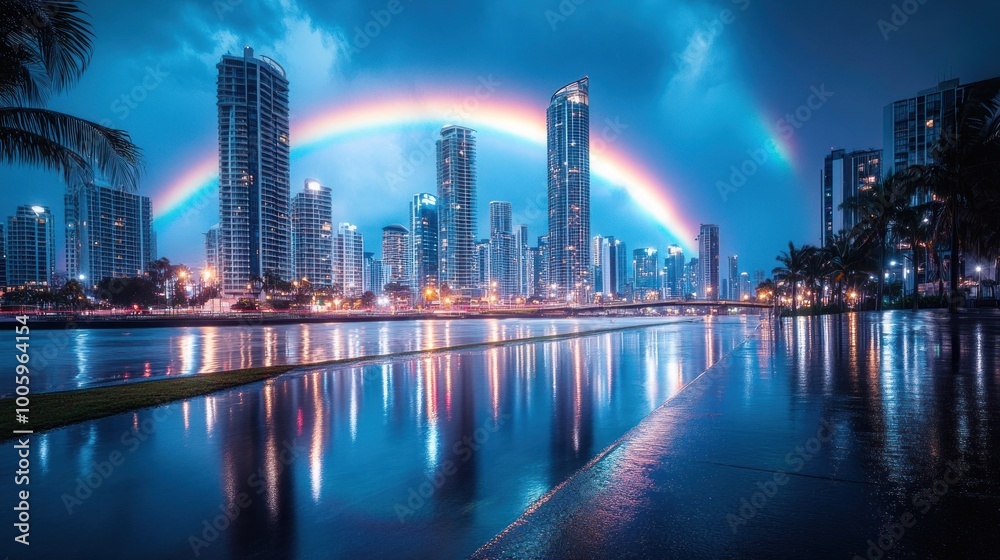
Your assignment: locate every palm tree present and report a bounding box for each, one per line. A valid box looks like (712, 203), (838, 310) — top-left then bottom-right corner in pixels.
(824, 232), (874, 311)
(773, 242), (815, 315)
(1, 0), (141, 189)
(915, 89), (1000, 311)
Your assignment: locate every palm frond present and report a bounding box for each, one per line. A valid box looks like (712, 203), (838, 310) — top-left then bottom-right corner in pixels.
(0, 107), (142, 189)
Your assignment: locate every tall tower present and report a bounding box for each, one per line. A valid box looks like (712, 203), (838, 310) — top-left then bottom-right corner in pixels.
(410, 193), (438, 292)
(547, 77), (591, 303)
(291, 179), (333, 289)
(436, 125), (477, 295)
(381, 224), (412, 286)
(698, 224), (720, 301)
(5, 205), (55, 288)
(728, 254), (739, 301)
(488, 201), (517, 299)
(334, 223), (364, 297)
(217, 46), (291, 295)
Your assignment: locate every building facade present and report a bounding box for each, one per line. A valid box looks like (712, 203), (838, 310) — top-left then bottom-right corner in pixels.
(64, 182), (154, 288)
(6, 205), (55, 288)
(664, 245), (685, 298)
(488, 202), (517, 299)
(437, 125), (478, 295)
(547, 77), (592, 302)
(334, 222), (364, 297)
(410, 193), (438, 292)
(728, 255), (739, 301)
(217, 46), (291, 295)
(821, 148), (881, 244)
(205, 224), (221, 282)
(291, 179), (333, 289)
(382, 224), (412, 287)
(698, 224), (719, 300)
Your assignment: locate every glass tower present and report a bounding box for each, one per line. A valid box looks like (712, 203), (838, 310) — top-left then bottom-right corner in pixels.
(488, 201), (517, 299)
(410, 193), (438, 291)
(698, 224), (720, 301)
(217, 46), (291, 295)
(291, 179), (333, 289)
(5, 205), (55, 288)
(547, 77), (592, 303)
(821, 148), (881, 244)
(334, 222), (364, 297)
(436, 125), (478, 295)
(381, 224), (412, 286)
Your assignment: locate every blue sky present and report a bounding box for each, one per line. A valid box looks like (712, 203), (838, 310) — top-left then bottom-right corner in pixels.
(1, 0), (998, 276)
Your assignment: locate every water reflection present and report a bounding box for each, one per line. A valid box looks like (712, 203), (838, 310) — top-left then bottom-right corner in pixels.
(6, 318), (754, 560)
(8, 317), (682, 395)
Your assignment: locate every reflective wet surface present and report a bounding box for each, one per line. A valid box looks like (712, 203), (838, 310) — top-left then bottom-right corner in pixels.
(474, 311), (1000, 559)
(1, 317), (754, 559)
(3, 317), (675, 395)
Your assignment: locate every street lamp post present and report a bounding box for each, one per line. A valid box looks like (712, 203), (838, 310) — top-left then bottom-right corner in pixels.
(976, 266), (983, 301)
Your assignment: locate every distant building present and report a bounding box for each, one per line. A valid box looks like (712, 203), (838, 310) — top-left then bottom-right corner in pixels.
(488, 202), (517, 299)
(535, 235), (549, 297)
(410, 193), (438, 291)
(6, 205), (55, 288)
(665, 245), (685, 298)
(728, 255), (739, 301)
(516, 225), (532, 297)
(205, 224), (221, 281)
(740, 272), (752, 301)
(363, 252), (388, 295)
(382, 224), (412, 287)
(334, 222), (364, 296)
(217, 46), (291, 295)
(633, 248), (659, 299)
(698, 224), (720, 300)
(475, 239), (490, 294)
(437, 125), (478, 295)
(685, 257), (700, 299)
(0, 224), (5, 290)
(821, 148), (881, 244)
(64, 181), (154, 289)
(547, 77), (592, 302)
(291, 179), (333, 289)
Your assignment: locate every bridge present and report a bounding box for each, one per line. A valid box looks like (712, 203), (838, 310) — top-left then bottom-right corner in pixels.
(545, 299), (773, 314)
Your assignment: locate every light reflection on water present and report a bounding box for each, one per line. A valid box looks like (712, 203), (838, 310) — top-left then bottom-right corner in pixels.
(6, 318), (753, 560)
(8, 317), (688, 395)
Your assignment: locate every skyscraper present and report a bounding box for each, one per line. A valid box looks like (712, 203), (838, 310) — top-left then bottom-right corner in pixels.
(205, 224), (221, 280)
(410, 193), (438, 291)
(821, 148), (881, 244)
(437, 125), (477, 295)
(64, 181), (154, 288)
(334, 222), (364, 297)
(516, 224), (532, 297)
(685, 257), (699, 299)
(363, 252), (388, 296)
(0, 224), (6, 290)
(728, 255), (739, 301)
(6, 205), (55, 288)
(633, 248), (659, 299)
(698, 224), (720, 301)
(534, 235), (549, 298)
(382, 224), (412, 286)
(665, 245), (685, 298)
(291, 179), (333, 289)
(488, 201), (517, 299)
(594, 236), (626, 299)
(547, 77), (591, 302)
(217, 46), (291, 295)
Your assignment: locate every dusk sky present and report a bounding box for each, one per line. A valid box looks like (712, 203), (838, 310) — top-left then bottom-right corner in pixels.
(1, 0), (998, 276)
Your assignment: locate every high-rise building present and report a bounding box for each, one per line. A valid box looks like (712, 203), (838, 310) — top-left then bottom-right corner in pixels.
(591, 234), (605, 293)
(410, 193), (438, 291)
(0, 224), (6, 290)
(488, 202), (517, 299)
(754, 270), (766, 295)
(475, 239), (490, 293)
(205, 224), (221, 280)
(382, 224), (411, 287)
(685, 257), (699, 299)
(363, 252), (388, 295)
(883, 77), (1000, 179)
(547, 77), (592, 302)
(535, 235), (549, 297)
(665, 245), (685, 298)
(698, 224), (720, 300)
(6, 205), (55, 288)
(437, 125), (478, 295)
(728, 255), (739, 301)
(217, 46), (291, 295)
(291, 179), (333, 289)
(633, 248), (659, 299)
(593, 236), (627, 299)
(64, 181), (154, 288)
(821, 148), (881, 244)
(740, 272), (752, 301)
(516, 225), (532, 297)
(334, 222), (364, 297)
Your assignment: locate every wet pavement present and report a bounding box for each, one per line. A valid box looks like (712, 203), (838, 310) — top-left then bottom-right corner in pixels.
(473, 311), (1000, 559)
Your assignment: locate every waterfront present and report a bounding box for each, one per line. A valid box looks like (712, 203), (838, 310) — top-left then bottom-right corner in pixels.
(1, 317), (682, 395)
(0, 317), (754, 559)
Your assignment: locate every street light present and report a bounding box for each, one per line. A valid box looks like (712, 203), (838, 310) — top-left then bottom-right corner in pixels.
(976, 266), (983, 301)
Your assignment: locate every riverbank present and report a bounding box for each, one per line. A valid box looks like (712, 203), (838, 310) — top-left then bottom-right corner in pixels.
(472, 310), (1000, 559)
(0, 318), (689, 441)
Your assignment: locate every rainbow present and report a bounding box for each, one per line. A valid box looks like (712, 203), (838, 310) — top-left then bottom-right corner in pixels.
(152, 95), (698, 251)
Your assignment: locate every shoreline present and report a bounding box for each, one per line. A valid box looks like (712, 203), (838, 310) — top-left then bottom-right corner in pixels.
(0, 317), (698, 442)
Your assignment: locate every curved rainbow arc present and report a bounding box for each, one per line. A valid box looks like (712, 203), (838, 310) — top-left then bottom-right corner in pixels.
(153, 96), (697, 251)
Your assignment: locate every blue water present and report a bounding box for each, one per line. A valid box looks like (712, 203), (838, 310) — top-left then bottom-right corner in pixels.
(0, 317), (755, 559)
